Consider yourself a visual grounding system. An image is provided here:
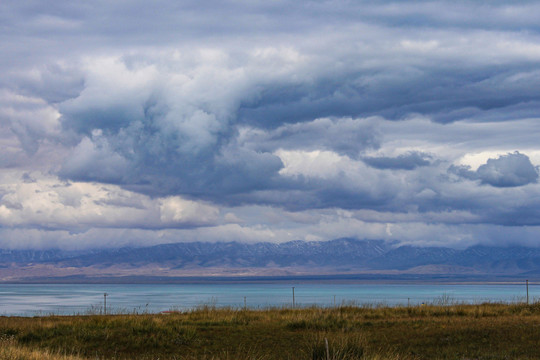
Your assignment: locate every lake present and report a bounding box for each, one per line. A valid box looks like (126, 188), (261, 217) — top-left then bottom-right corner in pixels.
(0, 282), (536, 316)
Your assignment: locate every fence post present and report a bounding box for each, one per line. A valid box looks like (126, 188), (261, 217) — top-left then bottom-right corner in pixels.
(104, 293), (108, 315)
(526, 280), (529, 305)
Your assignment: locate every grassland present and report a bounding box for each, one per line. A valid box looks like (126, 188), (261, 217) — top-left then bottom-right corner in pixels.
(2, 302), (540, 359)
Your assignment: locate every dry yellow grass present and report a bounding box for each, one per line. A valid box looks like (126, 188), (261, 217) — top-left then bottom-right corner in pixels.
(2, 303), (540, 359)
(1, 337), (85, 360)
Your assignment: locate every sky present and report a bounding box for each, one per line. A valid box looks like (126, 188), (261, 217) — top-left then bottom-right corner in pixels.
(1, 0), (540, 250)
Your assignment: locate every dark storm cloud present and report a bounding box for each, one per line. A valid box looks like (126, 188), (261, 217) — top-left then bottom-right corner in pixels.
(363, 151), (433, 170)
(450, 152), (539, 188)
(240, 117), (381, 159)
(7, 64), (85, 104)
(236, 65), (540, 127)
(58, 129), (286, 201)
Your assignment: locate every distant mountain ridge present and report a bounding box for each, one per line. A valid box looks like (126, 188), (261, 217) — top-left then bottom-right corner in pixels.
(2, 239), (540, 276)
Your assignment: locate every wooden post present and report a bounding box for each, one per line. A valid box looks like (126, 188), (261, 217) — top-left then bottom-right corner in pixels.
(408, 298), (410, 307)
(333, 295), (336, 307)
(104, 293), (108, 315)
(244, 296), (247, 310)
(292, 287), (295, 308)
(526, 280), (529, 305)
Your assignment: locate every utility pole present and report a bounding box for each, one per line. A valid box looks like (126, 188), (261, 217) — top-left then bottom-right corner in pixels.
(292, 287), (295, 308)
(104, 293), (108, 315)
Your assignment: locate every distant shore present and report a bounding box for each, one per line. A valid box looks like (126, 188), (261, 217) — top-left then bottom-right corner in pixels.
(2, 273), (539, 285)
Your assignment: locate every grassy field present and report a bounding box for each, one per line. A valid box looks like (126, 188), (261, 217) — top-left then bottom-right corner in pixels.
(2, 302), (540, 359)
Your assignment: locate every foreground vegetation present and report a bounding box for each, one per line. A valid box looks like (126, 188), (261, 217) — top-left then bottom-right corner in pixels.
(2, 302), (540, 359)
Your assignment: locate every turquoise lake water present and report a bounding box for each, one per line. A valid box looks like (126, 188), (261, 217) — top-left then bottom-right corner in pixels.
(0, 283), (537, 316)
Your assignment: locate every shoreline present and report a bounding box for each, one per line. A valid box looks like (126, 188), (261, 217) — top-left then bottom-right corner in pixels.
(2, 273), (539, 285)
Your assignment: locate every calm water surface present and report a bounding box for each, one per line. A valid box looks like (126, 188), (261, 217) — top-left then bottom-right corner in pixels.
(0, 283), (536, 316)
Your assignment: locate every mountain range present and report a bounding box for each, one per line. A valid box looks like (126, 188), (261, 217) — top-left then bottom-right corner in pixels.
(2, 238), (540, 281)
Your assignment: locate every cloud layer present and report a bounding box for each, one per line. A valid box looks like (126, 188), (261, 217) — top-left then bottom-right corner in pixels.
(1, 1), (540, 249)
